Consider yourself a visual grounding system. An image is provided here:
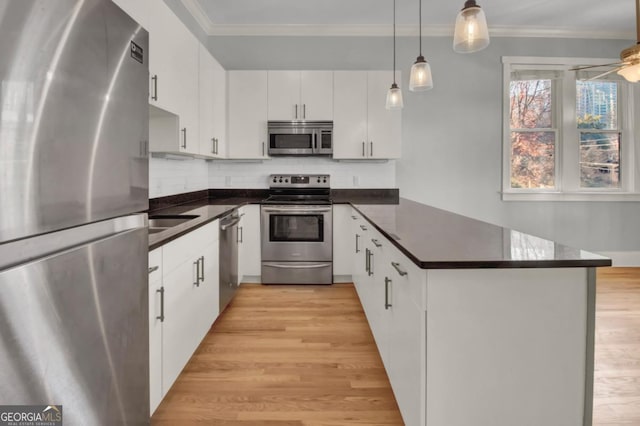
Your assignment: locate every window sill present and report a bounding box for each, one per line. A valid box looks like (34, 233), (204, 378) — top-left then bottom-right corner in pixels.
(501, 191), (640, 202)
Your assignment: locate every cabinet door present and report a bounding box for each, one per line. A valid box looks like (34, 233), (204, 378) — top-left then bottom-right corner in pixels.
(387, 256), (426, 426)
(238, 205), (261, 281)
(350, 211), (366, 294)
(267, 71), (301, 120)
(365, 233), (393, 370)
(199, 46), (226, 158)
(111, 0), (149, 29)
(211, 56), (227, 158)
(333, 71), (368, 159)
(367, 71), (401, 159)
(148, 248), (163, 415)
(199, 237), (220, 329)
(227, 71), (269, 158)
(162, 257), (201, 394)
(301, 71), (333, 120)
(148, 0), (199, 154)
(332, 205), (353, 278)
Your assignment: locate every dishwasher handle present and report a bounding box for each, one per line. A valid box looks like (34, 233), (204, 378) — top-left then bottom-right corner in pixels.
(220, 217), (241, 231)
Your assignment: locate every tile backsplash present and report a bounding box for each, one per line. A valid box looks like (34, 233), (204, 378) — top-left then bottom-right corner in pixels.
(150, 156), (396, 197)
(208, 157), (396, 188)
(149, 156), (209, 197)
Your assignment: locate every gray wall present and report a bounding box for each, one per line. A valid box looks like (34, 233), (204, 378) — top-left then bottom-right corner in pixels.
(165, 0), (640, 251)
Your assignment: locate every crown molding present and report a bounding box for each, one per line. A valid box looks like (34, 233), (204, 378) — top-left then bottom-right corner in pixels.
(181, 0), (634, 40)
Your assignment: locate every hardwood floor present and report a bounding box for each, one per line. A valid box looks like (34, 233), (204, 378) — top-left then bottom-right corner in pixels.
(152, 283), (404, 425)
(594, 267), (640, 426)
(152, 269), (640, 425)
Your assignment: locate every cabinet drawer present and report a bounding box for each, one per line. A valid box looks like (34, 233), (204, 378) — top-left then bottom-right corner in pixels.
(163, 220), (219, 275)
(148, 248), (162, 285)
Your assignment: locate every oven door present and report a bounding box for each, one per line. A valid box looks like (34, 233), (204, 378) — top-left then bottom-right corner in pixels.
(261, 205), (332, 261)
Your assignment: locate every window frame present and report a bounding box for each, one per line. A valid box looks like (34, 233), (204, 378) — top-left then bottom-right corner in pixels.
(502, 56), (640, 202)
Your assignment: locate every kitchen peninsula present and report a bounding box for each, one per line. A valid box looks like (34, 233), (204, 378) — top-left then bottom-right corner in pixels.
(148, 191), (609, 426)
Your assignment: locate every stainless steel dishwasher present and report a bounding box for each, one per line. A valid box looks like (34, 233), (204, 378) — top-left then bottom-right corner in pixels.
(219, 211), (241, 313)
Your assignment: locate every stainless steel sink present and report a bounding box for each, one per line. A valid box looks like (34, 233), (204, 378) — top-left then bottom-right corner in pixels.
(149, 227), (166, 234)
(148, 215), (199, 228)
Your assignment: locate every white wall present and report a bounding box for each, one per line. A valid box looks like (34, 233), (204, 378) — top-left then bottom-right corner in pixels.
(208, 158), (395, 188)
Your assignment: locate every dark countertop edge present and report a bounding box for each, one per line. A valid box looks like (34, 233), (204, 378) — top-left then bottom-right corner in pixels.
(148, 200), (257, 251)
(349, 203), (613, 270)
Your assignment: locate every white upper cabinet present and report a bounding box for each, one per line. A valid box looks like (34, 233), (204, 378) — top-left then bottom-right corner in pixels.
(148, 0), (199, 155)
(333, 71), (368, 158)
(267, 71), (333, 120)
(366, 71), (402, 159)
(301, 71), (334, 120)
(227, 71), (269, 159)
(199, 45), (227, 158)
(268, 71), (301, 120)
(333, 71), (401, 159)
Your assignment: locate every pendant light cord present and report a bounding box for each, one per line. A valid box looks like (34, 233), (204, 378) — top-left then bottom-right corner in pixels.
(393, 0), (396, 84)
(419, 0), (422, 56)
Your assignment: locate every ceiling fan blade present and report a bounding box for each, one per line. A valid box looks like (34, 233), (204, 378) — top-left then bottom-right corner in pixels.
(569, 62), (625, 71)
(586, 67), (625, 80)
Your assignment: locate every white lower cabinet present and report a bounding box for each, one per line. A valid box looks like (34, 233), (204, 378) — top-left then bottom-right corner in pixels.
(148, 248), (163, 415)
(332, 205), (353, 279)
(148, 220), (219, 414)
(350, 208), (426, 426)
(238, 205), (261, 282)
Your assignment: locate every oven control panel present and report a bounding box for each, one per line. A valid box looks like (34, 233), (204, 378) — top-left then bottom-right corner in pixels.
(269, 174), (330, 188)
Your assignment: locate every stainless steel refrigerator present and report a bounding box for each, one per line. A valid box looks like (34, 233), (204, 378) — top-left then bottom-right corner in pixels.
(0, 0), (150, 424)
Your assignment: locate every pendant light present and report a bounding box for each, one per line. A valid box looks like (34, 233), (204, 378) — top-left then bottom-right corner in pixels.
(409, 0), (433, 91)
(386, 0), (403, 110)
(453, 0), (490, 54)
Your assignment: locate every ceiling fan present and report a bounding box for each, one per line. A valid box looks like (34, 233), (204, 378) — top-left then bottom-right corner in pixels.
(571, 0), (640, 81)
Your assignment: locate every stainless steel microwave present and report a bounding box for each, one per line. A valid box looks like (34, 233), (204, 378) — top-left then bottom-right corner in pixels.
(267, 121), (333, 156)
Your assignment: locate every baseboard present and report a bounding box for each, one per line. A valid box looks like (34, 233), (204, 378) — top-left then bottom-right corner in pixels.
(240, 275), (261, 283)
(333, 275), (353, 283)
(597, 251), (640, 267)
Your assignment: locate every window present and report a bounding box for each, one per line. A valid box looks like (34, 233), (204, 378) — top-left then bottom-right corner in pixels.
(502, 57), (639, 201)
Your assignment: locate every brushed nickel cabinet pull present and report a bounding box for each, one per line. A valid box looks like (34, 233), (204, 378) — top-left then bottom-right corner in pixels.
(151, 75), (158, 101)
(391, 261), (407, 277)
(384, 277), (392, 309)
(156, 287), (165, 321)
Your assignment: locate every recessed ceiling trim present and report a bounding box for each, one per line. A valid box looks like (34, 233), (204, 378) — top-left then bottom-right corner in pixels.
(181, 0), (634, 40)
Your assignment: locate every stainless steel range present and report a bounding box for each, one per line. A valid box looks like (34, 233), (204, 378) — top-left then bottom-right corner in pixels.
(261, 174), (333, 284)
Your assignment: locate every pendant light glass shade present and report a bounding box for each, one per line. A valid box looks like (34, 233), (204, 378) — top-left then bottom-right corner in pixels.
(409, 0), (433, 91)
(386, 0), (403, 110)
(386, 83), (404, 110)
(409, 57), (433, 91)
(617, 63), (640, 82)
(453, 0), (490, 54)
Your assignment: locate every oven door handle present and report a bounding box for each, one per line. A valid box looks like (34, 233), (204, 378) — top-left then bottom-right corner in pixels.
(262, 262), (331, 269)
(262, 206), (332, 214)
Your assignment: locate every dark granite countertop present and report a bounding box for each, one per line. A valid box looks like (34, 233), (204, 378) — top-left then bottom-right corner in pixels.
(352, 198), (611, 269)
(147, 190), (610, 269)
(148, 197), (262, 251)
